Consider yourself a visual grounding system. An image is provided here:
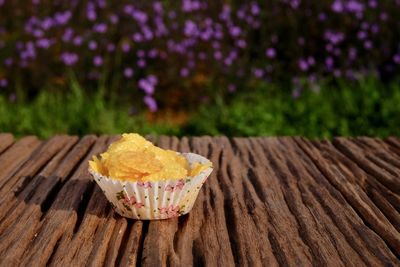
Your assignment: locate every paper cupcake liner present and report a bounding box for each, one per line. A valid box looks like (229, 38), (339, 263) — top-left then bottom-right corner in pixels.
(88, 153), (213, 220)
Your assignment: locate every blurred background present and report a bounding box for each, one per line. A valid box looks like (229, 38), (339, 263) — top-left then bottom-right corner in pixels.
(0, 0), (399, 138)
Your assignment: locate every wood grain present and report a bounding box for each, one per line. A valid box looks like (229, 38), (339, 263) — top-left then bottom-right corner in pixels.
(0, 134), (399, 266)
(0, 133), (14, 154)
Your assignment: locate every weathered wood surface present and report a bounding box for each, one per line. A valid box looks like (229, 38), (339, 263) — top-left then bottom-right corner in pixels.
(0, 133), (399, 267)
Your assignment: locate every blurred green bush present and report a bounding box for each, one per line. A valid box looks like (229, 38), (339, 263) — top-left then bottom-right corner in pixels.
(1, 76), (398, 138)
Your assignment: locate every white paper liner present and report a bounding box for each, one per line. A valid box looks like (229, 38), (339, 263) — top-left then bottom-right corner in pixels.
(88, 153), (213, 220)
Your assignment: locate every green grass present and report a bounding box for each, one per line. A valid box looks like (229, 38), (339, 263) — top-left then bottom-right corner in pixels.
(1, 76), (399, 138)
(0, 77), (180, 138)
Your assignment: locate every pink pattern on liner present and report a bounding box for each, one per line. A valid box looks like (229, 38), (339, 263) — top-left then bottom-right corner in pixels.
(137, 181), (152, 188)
(123, 195), (144, 208)
(159, 205), (181, 217)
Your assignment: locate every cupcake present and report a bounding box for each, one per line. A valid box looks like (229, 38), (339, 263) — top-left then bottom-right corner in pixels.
(88, 133), (213, 220)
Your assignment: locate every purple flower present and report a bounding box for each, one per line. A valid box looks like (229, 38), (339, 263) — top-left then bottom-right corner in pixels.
(393, 54), (400, 64)
(4, 58), (13, 66)
(132, 10), (148, 24)
(324, 31), (345, 45)
(318, 13), (327, 21)
(124, 5), (134, 14)
(331, 0), (344, 13)
(93, 56), (103, 66)
(237, 9), (245, 19)
(0, 79), (8, 87)
(334, 69), (342, 77)
(142, 26), (153, 40)
(357, 31), (367, 40)
(184, 20), (198, 37)
(139, 77), (155, 94)
(180, 68), (189, 77)
(86, 6), (97, 21)
(153, 2), (163, 13)
(182, 0), (202, 12)
(368, 0), (377, 8)
(325, 57), (334, 69)
(250, 2), (260, 15)
(292, 87), (301, 99)
(122, 42), (130, 53)
(253, 68), (264, 78)
(212, 42), (220, 49)
(36, 38), (52, 49)
(228, 84), (236, 93)
(60, 52), (79, 66)
(89, 41), (97, 50)
(54, 11), (72, 25)
(380, 12), (388, 21)
(73, 36), (83, 46)
(33, 29), (44, 38)
(371, 24), (379, 34)
(236, 39), (246, 48)
(132, 33), (143, 42)
(148, 75), (158, 85)
(346, 1), (364, 13)
(137, 59), (146, 68)
(213, 51), (222, 60)
(229, 26), (241, 37)
(62, 28), (74, 42)
(41, 17), (54, 30)
(224, 58), (233, 66)
(307, 56), (315, 66)
(148, 49), (158, 58)
(265, 48), (276, 58)
(348, 47), (358, 60)
(109, 14), (119, 24)
(290, 0), (301, 9)
(124, 68), (134, 78)
(298, 59), (309, 71)
(364, 40), (373, 50)
(144, 96), (157, 112)
(93, 23), (107, 33)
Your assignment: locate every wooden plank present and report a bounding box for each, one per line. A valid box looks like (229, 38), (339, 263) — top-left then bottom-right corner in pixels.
(0, 133), (14, 154)
(386, 137), (400, 156)
(0, 135), (77, 222)
(48, 136), (145, 267)
(260, 137), (399, 264)
(7, 135), (100, 267)
(0, 135), (399, 266)
(0, 135), (40, 184)
(0, 136), (95, 266)
(294, 137), (400, 258)
(333, 137), (400, 194)
(43, 137), (123, 267)
(141, 136), (238, 266)
(354, 137), (400, 174)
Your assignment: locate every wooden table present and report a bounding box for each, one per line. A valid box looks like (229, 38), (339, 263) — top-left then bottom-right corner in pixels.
(0, 133), (400, 266)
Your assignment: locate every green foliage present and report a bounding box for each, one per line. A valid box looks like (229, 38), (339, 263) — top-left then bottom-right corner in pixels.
(184, 77), (400, 138)
(1, 76), (399, 138)
(0, 77), (179, 139)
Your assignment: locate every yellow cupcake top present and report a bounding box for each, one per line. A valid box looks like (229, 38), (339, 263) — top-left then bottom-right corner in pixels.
(89, 133), (211, 182)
